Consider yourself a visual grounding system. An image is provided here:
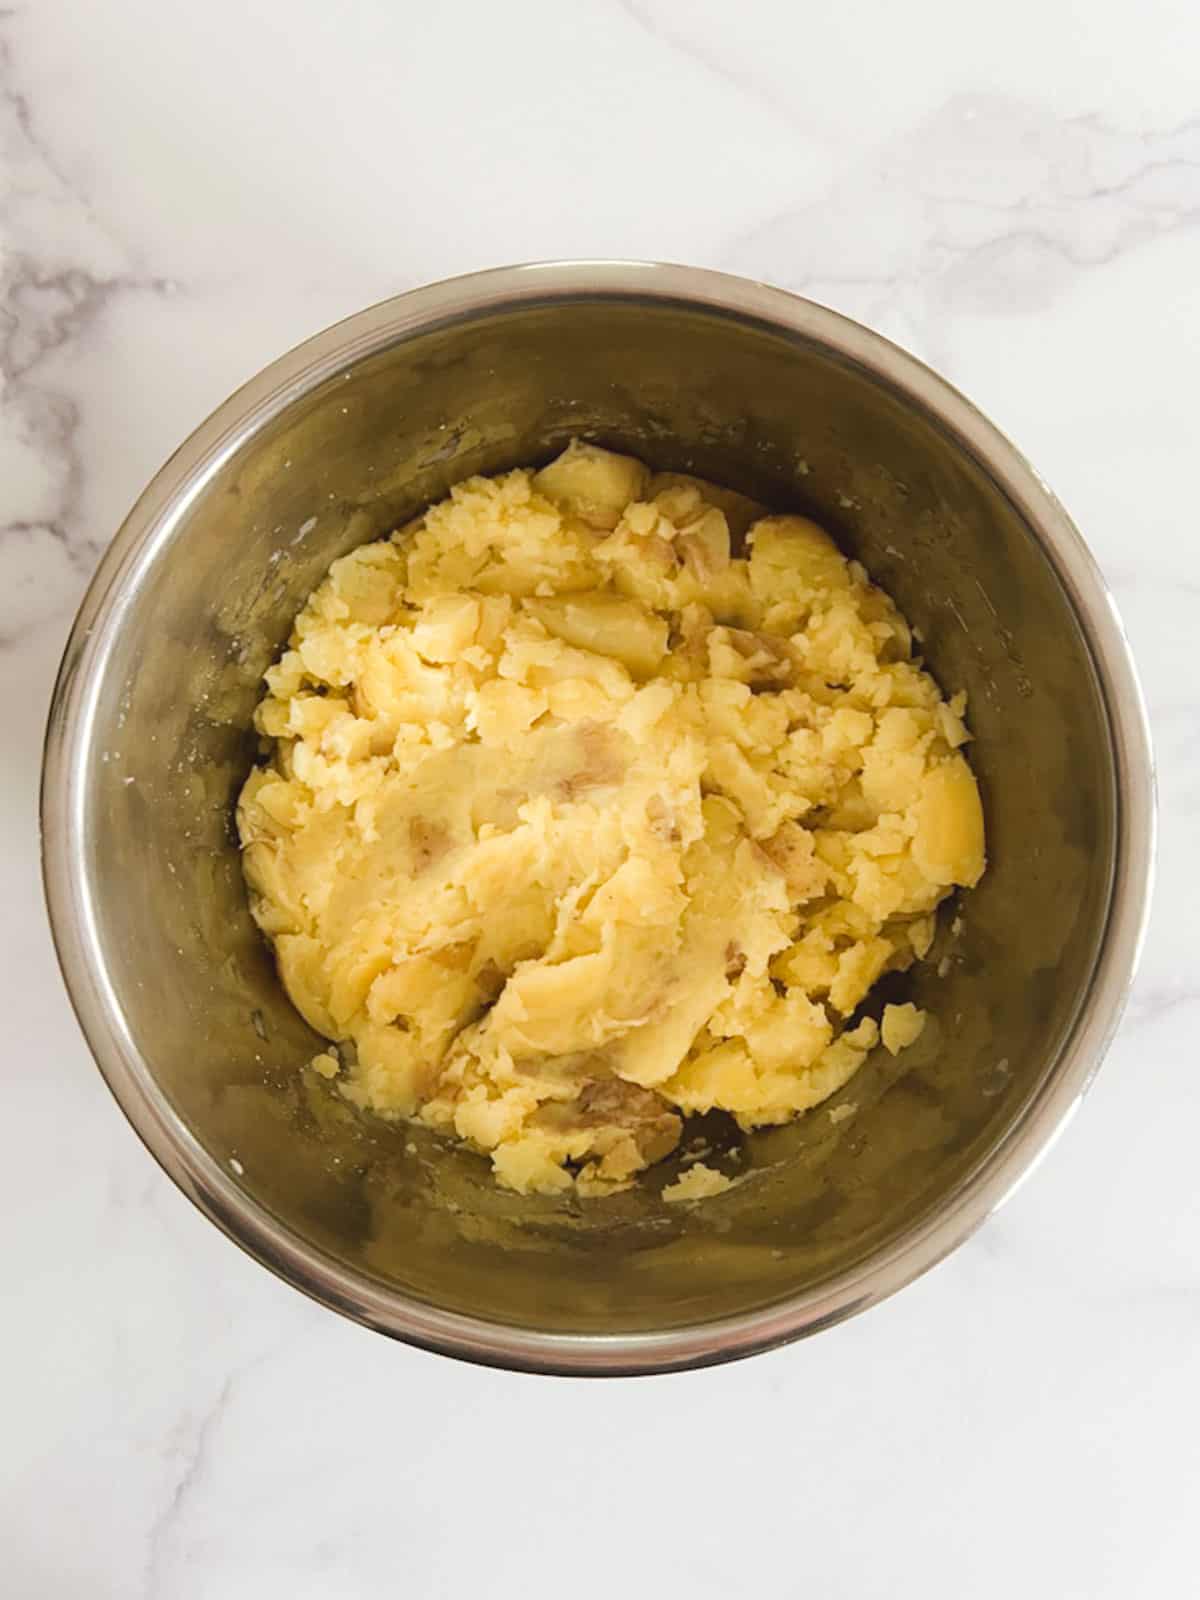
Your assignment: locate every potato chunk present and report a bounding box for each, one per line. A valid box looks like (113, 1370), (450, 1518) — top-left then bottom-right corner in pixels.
(534, 441), (651, 531)
(525, 593), (668, 679)
(749, 515), (852, 600)
(912, 755), (986, 887)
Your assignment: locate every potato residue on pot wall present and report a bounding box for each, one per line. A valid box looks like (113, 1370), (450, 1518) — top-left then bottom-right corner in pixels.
(237, 442), (985, 1197)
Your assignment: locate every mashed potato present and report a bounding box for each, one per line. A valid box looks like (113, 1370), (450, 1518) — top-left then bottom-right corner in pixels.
(238, 443), (985, 1197)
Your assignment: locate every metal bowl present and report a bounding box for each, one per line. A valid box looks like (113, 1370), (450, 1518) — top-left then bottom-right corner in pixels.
(41, 263), (1154, 1374)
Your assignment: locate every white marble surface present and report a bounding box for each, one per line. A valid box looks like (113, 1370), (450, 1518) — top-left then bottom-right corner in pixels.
(3, 0), (1198, 1593)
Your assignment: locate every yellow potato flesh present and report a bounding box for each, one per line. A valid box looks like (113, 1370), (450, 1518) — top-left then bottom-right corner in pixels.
(238, 443), (986, 1196)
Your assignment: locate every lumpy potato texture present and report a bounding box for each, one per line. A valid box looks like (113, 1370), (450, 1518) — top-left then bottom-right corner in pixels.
(238, 443), (985, 1197)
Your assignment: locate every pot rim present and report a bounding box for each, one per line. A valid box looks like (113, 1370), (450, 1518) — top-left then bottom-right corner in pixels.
(40, 261), (1156, 1375)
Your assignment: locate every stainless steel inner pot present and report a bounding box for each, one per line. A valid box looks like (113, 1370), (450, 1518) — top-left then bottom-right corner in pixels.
(41, 262), (1153, 1374)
